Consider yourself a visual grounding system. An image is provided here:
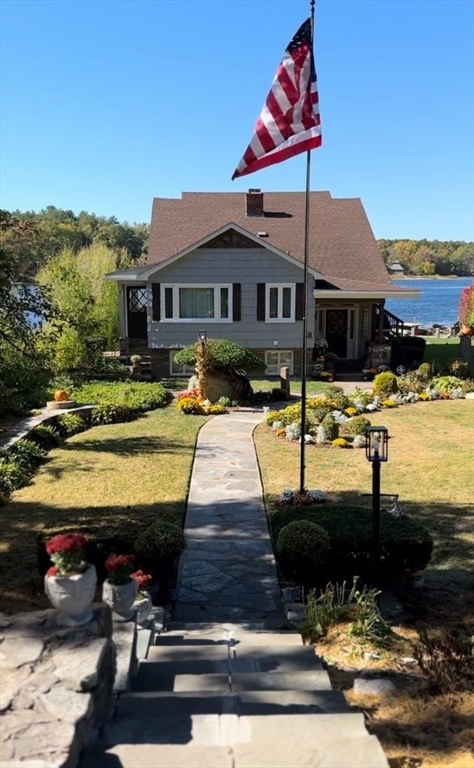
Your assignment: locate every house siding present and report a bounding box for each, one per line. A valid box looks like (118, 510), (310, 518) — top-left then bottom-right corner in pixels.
(147, 246), (315, 352)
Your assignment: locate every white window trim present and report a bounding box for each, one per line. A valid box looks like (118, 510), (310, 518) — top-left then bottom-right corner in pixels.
(160, 284), (233, 323)
(265, 283), (295, 323)
(265, 350), (294, 375)
(169, 351), (195, 377)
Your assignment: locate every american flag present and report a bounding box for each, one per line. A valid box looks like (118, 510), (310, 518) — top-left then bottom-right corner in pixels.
(232, 18), (322, 180)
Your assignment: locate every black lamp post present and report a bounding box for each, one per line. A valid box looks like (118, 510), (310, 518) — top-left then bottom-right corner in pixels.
(198, 330), (207, 344)
(365, 426), (389, 589)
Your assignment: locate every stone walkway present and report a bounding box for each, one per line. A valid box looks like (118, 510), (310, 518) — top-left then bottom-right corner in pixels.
(175, 410), (284, 626)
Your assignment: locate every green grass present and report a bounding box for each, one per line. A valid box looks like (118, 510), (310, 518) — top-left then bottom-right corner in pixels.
(251, 378), (331, 396)
(254, 400), (474, 590)
(0, 406), (208, 613)
(423, 337), (474, 373)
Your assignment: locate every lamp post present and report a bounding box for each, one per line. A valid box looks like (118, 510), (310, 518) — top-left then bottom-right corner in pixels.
(365, 426), (389, 590)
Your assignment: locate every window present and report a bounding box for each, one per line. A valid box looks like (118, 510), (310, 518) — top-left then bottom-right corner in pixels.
(266, 284), (295, 322)
(128, 287), (147, 313)
(161, 285), (232, 322)
(169, 351), (195, 377)
(265, 350), (294, 375)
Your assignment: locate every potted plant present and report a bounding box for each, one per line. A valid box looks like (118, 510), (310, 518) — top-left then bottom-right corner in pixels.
(129, 355), (142, 379)
(458, 284), (474, 336)
(102, 553), (137, 621)
(44, 533), (97, 626)
(131, 570), (153, 627)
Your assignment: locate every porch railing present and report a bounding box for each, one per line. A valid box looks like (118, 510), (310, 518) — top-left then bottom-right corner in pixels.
(376, 307), (406, 337)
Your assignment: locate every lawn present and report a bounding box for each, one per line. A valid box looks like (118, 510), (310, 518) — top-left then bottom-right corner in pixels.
(254, 399), (474, 590)
(423, 336), (474, 372)
(254, 399), (474, 768)
(0, 406), (208, 614)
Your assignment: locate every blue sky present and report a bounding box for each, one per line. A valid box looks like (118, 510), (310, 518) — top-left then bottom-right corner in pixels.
(1, 0), (473, 240)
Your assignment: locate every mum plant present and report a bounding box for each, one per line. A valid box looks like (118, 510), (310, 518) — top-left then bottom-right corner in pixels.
(46, 533), (87, 576)
(131, 569), (153, 598)
(104, 553), (135, 585)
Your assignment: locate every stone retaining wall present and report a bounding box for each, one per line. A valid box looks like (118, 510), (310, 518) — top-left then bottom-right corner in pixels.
(0, 605), (116, 768)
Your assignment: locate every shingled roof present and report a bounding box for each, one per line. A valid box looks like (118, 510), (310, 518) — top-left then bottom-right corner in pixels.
(147, 190), (396, 292)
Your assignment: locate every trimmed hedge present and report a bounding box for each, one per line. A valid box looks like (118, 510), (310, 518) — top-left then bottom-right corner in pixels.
(277, 520), (330, 586)
(270, 504), (433, 585)
(72, 381), (170, 413)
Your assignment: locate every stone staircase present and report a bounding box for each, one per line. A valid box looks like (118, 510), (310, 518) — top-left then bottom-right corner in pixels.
(82, 622), (389, 768)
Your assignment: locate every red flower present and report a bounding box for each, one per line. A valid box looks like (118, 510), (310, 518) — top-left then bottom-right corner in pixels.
(46, 565), (59, 577)
(46, 533), (87, 555)
(105, 553), (134, 573)
(131, 570), (152, 591)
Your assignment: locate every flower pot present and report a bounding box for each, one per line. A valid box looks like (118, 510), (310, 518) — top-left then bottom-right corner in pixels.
(133, 593), (153, 627)
(102, 578), (137, 621)
(45, 563), (97, 627)
(461, 325), (474, 337)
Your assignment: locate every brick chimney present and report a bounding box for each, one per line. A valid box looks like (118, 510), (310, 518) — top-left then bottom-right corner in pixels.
(245, 189), (264, 217)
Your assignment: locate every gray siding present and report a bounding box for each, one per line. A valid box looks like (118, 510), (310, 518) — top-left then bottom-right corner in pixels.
(147, 247), (315, 350)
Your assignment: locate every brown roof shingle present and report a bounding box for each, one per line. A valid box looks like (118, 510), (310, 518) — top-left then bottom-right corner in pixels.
(147, 191), (393, 290)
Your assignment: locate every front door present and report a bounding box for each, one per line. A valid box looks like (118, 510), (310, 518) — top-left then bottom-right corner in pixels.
(126, 286), (148, 339)
(326, 309), (348, 358)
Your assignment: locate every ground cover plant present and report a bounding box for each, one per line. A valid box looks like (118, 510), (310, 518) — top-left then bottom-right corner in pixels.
(0, 406), (208, 613)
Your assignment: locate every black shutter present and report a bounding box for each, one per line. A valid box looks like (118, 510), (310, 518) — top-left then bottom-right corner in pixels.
(152, 283), (161, 321)
(295, 283), (304, 321)
(257, 283), (265, 321)
(232, 284), (241, 321)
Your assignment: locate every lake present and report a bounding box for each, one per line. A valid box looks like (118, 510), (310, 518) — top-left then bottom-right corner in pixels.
(385, 277), (473, 327)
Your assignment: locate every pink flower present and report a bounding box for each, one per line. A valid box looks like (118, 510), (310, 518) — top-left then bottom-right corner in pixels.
(105, 553), (134, 573)
(46, 533), (87, 555)
(131, 570), (152, 591)
(46, 566), (59, 577)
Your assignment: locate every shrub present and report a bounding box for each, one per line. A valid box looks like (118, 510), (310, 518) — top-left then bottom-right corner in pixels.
(9, 440), (47, 472)
(174, 339), (266, 373)
(321, 414), (339, 441)
(271, 388), (287, 400)
(218, 396), (233, 407)
(347, 415), (371, 436)
(252, 390), (272, 404)
(0, 460), (28, 494)
(417, 362), (433, 381)
(270, 504), (433, 583)
(56, 413), (88, 437)
(135, 521), (186, 564)
(397, 370), (429, 395)
(91, 404), (135, 425)
(414, 628), (474, 695)
(313, 406), (330, 421)
(373, 371), (398, 397)
(277, 520), (330, 586)
(448, 359), (469, 379)
(430, 375), (465, 393)
(29, 424), (60, 449)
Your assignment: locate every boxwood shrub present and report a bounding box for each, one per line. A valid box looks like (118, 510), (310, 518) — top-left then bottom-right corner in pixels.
(270, 504), (433, 585)
(277, 520), (330, 586)
(29, 424), (60, 450)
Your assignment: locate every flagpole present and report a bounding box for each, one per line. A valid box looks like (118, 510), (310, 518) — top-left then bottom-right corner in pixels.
(299, 0), (316, 495)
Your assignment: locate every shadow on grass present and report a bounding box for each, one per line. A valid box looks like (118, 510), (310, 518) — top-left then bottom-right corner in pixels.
(54, 435), (193, 457)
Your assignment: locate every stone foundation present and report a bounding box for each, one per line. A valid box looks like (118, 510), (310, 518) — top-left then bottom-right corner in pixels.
(0, 605), (116, 768)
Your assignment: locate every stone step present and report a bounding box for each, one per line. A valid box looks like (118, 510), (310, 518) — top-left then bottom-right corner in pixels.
(145, 643), (322, 672)
(233, 737), (389, 767)
(99, 710), (369, 750)
(230, 670), (332, 692)
(155, 627), (302, 646)
(115, 689), (349, 719)
(132, 670), (231, 693)
(82, 737), (388, 768)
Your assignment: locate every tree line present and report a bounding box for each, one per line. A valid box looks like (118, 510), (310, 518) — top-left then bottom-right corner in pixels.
(377, 239), (474, 276)
(2, 206), (149, 280)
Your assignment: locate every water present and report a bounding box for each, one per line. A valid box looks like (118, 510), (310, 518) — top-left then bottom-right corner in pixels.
(385, 277), (473, 327)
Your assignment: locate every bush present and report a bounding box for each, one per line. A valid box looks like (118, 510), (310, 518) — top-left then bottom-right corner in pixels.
(271, 388), (287, 400)
(252, 390), (272, 404)
(135, 521), (186, 564)
(430, 375), (465, 393)
(8, 440), (47, 473)
(347, 415), (371, 436)
(448, 359), (469, 379)
(91, 403), (135, 425)
(56, 413), (88, 437)
(29, 424), (60, 449)
(417, 362), (433, 381)
(277, 520), (331, 586)
(0, 460), (28, 494)
(321, 414), (339, 441)
(218, 396), (233, 407)
(373, 371), (398, 397)
(174, 339), (266, 373)
(397, 370), (429, 395)
(270, 504), (433, 583)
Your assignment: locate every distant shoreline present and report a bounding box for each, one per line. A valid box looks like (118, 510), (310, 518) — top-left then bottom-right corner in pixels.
(390, 275), (472, 280)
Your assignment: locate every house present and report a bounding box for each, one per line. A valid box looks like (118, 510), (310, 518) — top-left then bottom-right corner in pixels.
(387, 261), (406, 276)
(105, 190), (419, 377)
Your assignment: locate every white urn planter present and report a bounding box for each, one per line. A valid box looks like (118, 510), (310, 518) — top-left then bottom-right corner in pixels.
(102, 578), (137, 621)
(45, 563), (97, 627)
(133, 593), (153, 628)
